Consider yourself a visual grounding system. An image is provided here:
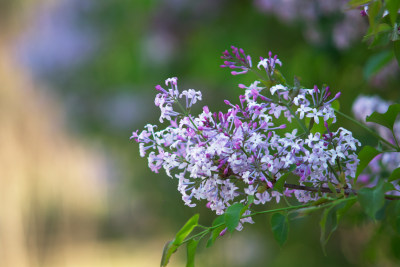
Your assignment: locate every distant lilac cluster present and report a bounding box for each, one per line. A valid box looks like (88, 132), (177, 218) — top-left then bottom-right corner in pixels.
(352, 95), (400, 143)
(353, 95), (400, 194)
(132, 48), (361, 230)
(254, 0), (366, 49)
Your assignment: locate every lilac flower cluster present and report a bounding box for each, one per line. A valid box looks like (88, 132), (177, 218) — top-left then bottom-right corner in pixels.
(132, 48), (361, 230)
(220, 46), (253, 75)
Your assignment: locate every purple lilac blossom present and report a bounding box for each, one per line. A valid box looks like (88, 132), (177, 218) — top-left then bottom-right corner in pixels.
(132, 50), (361, 231)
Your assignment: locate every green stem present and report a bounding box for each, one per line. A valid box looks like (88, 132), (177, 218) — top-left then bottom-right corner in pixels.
(249, 68), (274, 89)
(242, 196), (356, 219)
(334, 109), (399, 151)
(327, 161), (340, 181)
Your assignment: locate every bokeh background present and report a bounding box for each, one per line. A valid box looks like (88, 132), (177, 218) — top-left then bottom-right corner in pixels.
(1, 0), (400, 266)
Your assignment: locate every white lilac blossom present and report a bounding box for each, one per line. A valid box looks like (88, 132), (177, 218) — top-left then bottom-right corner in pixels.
(352, 95), (400, 195)
(258, 51), (282, 77)
(132, 48), (361, 231)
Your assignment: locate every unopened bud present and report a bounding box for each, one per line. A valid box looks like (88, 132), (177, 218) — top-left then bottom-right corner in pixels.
(219, 227), (227, 236)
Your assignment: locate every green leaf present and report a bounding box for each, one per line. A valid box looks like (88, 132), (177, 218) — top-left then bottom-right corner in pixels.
(274, 165), (296, 193)
(320, 205), (338, 254)
(161, 241), (179, 267)
(206, 216), (226, 248)
(358, 181), (388, 219)
(394, 41), (400, 67)
(386, 0), (400, 25)
(224, 203), (245, 233)
(336, 198), (357, 221)
(212, 215), (225, 227)
(206, 225), (226, 248)
(363, 51), (394, 79)
(319, 198), (356, 254)
(206, 224), (225, 248)
(363, 23), (392, 41)
(161, 214), (199, 267)
(356, 146), (381, 180)
(186, 239), (199, 267)
(270, 213), (289, 246)
(388, 167), (400, 182)
(366, 103), (400, 131)
(368, 1), (383, 31)
(347, 0), (372, 8)
(173, 214), (199, 245)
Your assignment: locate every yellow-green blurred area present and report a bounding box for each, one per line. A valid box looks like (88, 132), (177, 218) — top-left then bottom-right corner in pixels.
(1, 0), (399, 266)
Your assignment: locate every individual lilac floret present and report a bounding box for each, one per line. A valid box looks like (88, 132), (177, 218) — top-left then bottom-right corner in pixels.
(220, 46), (253, 75)
(257, 51), (282, 77)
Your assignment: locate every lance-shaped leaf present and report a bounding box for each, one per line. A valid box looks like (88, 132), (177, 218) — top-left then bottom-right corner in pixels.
(161, 241), (179, 267)
(173, 214), (199, 245)
(270, 213), (289, 246)
(161, 214), (199, 267)
(186, 239), (200, 267)
(366, 103), (400, 131)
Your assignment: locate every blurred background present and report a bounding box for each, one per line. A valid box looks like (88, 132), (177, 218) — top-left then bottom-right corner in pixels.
(1, 0), (400, 266)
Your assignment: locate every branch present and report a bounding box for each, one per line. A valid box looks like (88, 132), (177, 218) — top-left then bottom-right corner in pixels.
(283, 183), (400, 201)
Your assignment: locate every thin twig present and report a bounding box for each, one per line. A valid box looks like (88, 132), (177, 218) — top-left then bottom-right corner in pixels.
(283, 183), (400, 200)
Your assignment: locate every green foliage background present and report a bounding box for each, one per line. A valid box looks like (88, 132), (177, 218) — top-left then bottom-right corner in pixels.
(19, 0), (400, 266)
